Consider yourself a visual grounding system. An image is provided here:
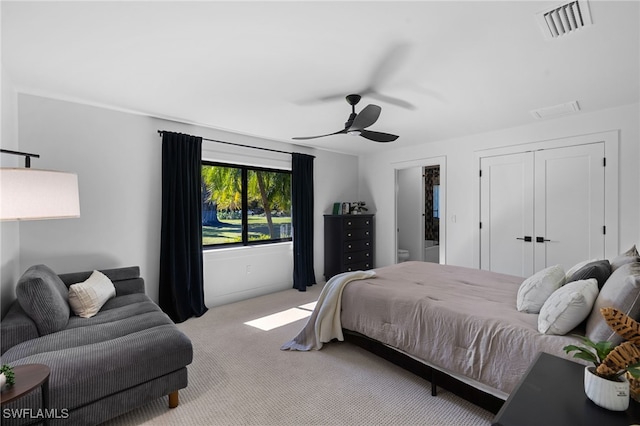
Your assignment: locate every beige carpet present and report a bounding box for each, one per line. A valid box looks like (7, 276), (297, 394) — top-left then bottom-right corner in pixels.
(103, 283), (494, 426)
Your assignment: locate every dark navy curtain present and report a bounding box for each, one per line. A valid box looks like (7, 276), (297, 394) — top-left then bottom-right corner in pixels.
(159, 131), (208, 322)
(292, 153), (317, 291)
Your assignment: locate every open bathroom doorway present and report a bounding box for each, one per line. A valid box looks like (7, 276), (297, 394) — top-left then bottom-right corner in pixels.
(423, 165), (440, 263)
(394, 156), (446, 264)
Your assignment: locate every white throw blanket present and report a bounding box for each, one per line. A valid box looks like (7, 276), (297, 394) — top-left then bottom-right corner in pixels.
(280, 270), (377, 351)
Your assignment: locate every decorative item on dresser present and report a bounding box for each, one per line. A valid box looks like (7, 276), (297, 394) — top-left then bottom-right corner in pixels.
(323, 214), (374, 280)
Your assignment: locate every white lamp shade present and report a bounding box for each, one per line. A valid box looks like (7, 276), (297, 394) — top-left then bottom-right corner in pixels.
(0, 168), (80, 221)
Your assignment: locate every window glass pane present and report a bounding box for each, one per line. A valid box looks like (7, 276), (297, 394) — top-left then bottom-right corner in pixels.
(202, 164), (243, 245)
(247, 170), (291, 242)
(433, 185), (440, 218)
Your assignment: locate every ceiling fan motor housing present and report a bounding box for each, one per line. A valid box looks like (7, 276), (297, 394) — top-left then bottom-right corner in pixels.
(345, 94), (362, 106)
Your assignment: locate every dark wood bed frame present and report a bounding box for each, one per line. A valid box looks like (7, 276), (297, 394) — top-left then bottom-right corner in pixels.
(343, 329), (505, 414)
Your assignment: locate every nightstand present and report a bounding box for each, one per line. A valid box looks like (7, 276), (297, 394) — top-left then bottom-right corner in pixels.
(493, 352), (640, 425)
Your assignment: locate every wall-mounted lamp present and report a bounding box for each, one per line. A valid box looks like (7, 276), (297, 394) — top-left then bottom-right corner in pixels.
(0, 149), (80, 221)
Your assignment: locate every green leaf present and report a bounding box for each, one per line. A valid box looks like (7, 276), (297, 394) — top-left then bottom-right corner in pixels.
(563, 345), (598, 365)
(627, 364), (640, 379)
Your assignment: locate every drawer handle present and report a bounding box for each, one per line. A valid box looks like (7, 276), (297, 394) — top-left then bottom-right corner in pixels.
(348, 244), (352, 249)
(365, 231), (369, 235)
(348, 256), (352, 260)
(348, 267), (352, 271)
(347, 233), (352, 237)
(366, 221), (369, 225)
(347, 221), (352, 226)
(366, 253), (369, 257)
(366, 242), (370, 246)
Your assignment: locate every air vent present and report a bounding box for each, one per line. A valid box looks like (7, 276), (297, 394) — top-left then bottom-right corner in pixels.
(530, 101), (581, 119)
(536, 1), (593, 40)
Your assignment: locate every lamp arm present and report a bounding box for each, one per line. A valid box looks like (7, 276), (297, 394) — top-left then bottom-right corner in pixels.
(0, 149), (41, 168)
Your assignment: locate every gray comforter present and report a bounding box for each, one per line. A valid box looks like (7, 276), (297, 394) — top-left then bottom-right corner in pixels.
(340, 261), (584, 397)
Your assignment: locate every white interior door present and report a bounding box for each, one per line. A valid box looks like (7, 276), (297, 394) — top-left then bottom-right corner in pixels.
(533, 143), (605, 272)
(480, 152), (534, 277)
(480, 143), (605, 276)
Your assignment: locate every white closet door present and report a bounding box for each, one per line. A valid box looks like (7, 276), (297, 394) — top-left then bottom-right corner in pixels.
(533, 143), (605, 272)
(480, 152), (534, 277)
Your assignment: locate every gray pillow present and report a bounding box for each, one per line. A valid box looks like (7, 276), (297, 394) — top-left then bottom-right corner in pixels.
(567, 260), (612, 289)
(585, 262), (640, 344)
(610, 245), (640, 271)
(16, 264), (70, 335)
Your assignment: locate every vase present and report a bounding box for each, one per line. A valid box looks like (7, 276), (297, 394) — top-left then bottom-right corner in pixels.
(584, 366), (629, 411)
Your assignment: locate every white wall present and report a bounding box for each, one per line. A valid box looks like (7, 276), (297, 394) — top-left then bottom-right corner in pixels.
(359, 103), (640, 271)
(13, 93), (359, 308)
(0, 66), (21, 316)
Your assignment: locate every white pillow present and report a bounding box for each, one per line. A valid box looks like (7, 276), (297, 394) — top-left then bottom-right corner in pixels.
(68, 270), (116, 318)
(517, 265), (566, 313)
(538, 278), (599, 335)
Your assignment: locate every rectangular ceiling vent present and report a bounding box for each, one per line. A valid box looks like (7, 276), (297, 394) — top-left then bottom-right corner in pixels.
(536, 1), (593, 40)
(531, 101), (581, 119)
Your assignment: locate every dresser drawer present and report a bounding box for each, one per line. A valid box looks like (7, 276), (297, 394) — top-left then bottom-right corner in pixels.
(343, 250), (372, 264)
(344, 261), (373, 272)
(344, 217), (373, 229)
(344, 239), (372, 252)
(344, 228), (372, 240)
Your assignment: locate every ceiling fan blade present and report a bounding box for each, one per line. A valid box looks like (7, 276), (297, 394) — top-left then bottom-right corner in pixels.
(359, 130), (399, 143)
(292, 129), (347, 140)
(349, 105), (381, 131)
(369, 42), (411, 88)
(368, 91), (416, 110)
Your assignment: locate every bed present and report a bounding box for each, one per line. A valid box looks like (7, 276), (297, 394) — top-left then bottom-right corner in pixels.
(283, 247), (640, 413)
(337, 261), (585, 410)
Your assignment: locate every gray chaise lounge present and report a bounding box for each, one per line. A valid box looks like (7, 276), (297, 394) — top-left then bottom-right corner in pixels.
(0, 265), (193, 425)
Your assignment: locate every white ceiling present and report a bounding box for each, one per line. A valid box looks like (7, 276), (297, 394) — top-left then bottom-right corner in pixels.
(2, 1), (639, 156)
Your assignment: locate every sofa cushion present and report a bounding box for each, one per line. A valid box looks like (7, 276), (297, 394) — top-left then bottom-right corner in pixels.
(538, 279), (599, 335)
(0, 302), (39, 355)
(59, 266), (145, 296)
(3, 324), (193, 411)
(16, 264), (70, 335)
(586, 262), (640, 344)
(517, 264), (566, 313)
(2, 311), (175, 362)
(66, 296), (161, 330)
(566, 260), (611, 289)
(68, 270), (116, 318)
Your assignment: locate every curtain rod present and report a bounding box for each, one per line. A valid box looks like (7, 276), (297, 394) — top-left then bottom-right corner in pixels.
(157, 130), (314, 158)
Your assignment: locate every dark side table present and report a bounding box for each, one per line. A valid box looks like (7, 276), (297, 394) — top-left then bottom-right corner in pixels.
(0, 364), (51, 426)
(493, 352), (640, 426)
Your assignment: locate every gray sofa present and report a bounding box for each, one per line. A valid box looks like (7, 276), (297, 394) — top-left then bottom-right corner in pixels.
(0, 265), (193, 425)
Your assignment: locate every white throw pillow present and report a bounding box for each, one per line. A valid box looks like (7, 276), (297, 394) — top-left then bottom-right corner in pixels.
(517, 265), (566, 313)
(538, 278), (599, 335)
(68, 270), (116, 318)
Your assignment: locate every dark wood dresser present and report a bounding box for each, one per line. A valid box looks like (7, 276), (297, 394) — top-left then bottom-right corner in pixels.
(323, 214), (374, 280)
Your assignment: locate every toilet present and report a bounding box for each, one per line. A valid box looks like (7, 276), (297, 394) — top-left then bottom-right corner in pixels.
(398, 249), (410, 262)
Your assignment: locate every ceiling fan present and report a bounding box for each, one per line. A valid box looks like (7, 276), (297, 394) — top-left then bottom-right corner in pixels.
(299, 42), (416, 110)
(292, 94), (399, 143)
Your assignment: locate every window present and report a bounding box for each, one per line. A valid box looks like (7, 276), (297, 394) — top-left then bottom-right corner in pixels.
(201, 162), (292, 247)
